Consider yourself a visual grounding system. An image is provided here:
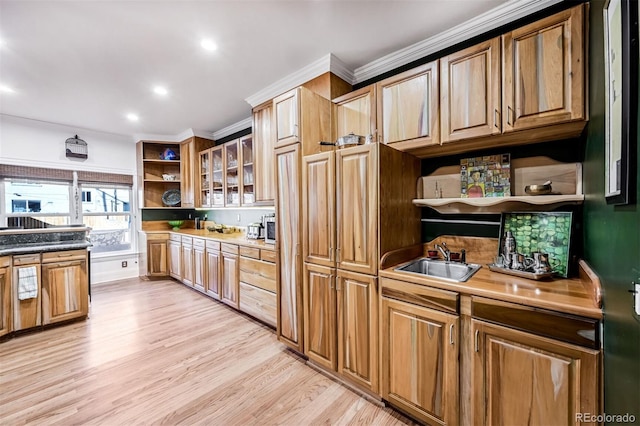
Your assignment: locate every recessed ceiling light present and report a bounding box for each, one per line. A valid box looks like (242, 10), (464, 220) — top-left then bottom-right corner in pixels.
(153, 86), (168, 96)
(0, 85), (15, 93)
(200, 38), (217, 51)
(126, 113), (139, 122)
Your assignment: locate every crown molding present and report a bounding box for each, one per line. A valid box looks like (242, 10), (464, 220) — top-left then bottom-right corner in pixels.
(212, 117), (253, 140)
(353, 0), (564, 83)
(245, 54), (355, 108)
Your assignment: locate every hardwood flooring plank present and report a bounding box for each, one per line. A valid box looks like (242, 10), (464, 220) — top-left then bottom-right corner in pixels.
(0, 278), (414, 425)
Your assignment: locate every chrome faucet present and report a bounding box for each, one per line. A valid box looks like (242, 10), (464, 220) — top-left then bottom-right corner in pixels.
(435, 242), (450, 261)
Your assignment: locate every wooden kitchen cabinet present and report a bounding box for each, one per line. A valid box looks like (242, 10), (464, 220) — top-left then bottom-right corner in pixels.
(168, 235), (182, 280)
(224, 139), (240, 207)
(273, 86), (332, 157)
(303, 263), (337, 371)
(275, 143), (304, 352)
(181, 236), (194, 287)
(471, 318), (599, 426)
(440, 37), (501, 143)
(302, 151), (335, 268)
(136, 141), (181, 208)
(503, 4), (585, 132)
(381, 281), (460, 426)
(192, 238), (206, 293)
(12, 254), (41, 331)
(146, 233), (168, 277)
(333, 85), (377, 141)
(221, 244), (239, 309)
(376, 61), (440, 150)
(253, 101), (276, 205)
(0, 257), (11, 337)
(337, 269), (378, 394)
(41, 250), (88, 325)
(205, 240), (221, 300)
(239, 250), (277, 327)
(335, 144), (378, 275)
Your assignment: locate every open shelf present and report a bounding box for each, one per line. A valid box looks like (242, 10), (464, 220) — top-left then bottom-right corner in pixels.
(413, 194), (584, 214)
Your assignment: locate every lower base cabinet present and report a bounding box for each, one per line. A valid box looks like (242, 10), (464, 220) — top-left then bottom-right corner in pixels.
(238, 251), (277, 327)
(0, 257), (11, 336)
(471, 319), (600, 426)
(221, 244), (239, 309)
(381, 279), (459, 426)
(303, 263), (337, 371)
(205, 241), (221, 300)
(192, 238), (206, 293)
(41, 250), (88, 325)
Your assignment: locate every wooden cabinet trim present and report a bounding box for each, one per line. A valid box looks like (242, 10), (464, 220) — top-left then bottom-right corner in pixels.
(221, 243), (239, 255)
(380, 277), (459, 314)
(471, 296), (599, 349)
(239, 246), (260, 259)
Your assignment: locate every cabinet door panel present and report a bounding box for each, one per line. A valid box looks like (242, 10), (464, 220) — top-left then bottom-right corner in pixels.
(334, 86), (376, 140)
(168, 240), (181, 280)
(253, 103), (276, 204)
(147, 240), (167, 276)
(221, 252), (239, 309)
(275, 144), (303, 352)
(180, 141), (195, 208)
(377, 62), (439, 150)
(441, 37), (501, 142)
(181, 244), (194, 286)
(472, 319), (599, 426)
(303, 152), (335, 267)
(42, 260), (88, 325)
(274, 89), (299, 147)
(205, 249), (221, 300)
(0, 266), (11, 336)
(382, 298), (459, 425)
(12, 264), (41, 331)
(336, 145), (377, 275)
(503, 5), (584, 131)
(337, 270), (378, 393)
(193, 246), (206, 292)
(303, 263), (336, 371)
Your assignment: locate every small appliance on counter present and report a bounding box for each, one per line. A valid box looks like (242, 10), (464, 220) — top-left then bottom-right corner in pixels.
(263, 213), (276, 244)
(247, 222), (264, 240)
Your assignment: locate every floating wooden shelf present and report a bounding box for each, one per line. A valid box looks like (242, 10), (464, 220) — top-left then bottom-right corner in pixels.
(413, 194), (584, 214)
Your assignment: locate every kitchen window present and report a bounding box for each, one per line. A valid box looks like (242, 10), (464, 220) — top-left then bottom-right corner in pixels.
(80, 184), (132, 254)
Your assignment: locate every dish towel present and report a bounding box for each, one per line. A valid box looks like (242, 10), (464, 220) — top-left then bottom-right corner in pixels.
(18, 266), (38, 300)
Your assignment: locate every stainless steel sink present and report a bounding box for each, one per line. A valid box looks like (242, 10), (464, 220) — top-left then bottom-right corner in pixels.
(395, 258), (481, 282)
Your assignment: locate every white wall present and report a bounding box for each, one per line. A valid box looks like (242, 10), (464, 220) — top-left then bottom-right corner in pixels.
(0, 114), (141, 282)
(0, 114), (136, 174)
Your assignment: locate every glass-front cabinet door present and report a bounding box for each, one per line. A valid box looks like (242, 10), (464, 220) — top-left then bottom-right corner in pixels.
(241, 135), (254, 205)
(211, 146), (224, 207)
(224, 141), (239, 206)
(199, 149), (211, 207)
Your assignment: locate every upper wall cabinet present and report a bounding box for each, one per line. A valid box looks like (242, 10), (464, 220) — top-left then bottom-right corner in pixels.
(333, 86), (377, 140)
(253, 101), (276, 205)
(440, 37), (501, 143)
(503, 5), (585, 132)
(376, 61), (440, 151)
(273, 86), (332, 157)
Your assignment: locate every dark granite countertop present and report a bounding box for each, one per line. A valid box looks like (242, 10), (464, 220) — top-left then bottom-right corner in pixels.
(0, 241), (91, 256)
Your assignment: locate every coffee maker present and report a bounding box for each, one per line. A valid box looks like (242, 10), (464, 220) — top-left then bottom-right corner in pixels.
(246, 222), (264, 240)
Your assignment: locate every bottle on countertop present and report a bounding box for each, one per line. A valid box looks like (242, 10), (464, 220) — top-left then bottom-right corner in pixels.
(503, 231), (517, 267)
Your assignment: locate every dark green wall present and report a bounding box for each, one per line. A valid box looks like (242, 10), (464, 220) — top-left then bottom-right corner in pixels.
(582, 0), (640, 420)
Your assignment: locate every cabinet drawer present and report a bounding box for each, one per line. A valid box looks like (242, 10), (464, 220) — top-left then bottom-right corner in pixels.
(240, 246), (260, 259)
(239, 256), (276, 292)
(471, 296), (599, 349)
(193, 238), (205, 249)
(260, 249), (277, 263)
(206, 240), (221, 251)
(239, 282), (276, 328)
(221, 243), (239, 255)
(42, 249), (87, 263)
(169, 233), (182, 242)
(181, 236), (193, 246)
(147, 232), (169, 241)
(380, 277), (459, 315)
(13, 254), (41, 266)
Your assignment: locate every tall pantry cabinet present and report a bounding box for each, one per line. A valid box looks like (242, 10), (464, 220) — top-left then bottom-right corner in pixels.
(274, 86), (332, 353)
(302, 142), (421, 395)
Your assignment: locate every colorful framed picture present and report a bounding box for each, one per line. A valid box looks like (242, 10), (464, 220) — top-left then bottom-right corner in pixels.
(498, 212), (573, 278)
(460, 154), (511, 198)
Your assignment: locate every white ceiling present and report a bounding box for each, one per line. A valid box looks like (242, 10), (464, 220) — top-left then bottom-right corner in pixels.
(1, 0), (550, 141)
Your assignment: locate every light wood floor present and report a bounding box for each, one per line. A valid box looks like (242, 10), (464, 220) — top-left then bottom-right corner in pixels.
(0, 278), (416, 425)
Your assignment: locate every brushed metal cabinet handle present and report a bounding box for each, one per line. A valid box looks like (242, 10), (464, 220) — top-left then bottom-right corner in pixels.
(449, 324), (455, 345)
(507, 106), (513, 126)
(494, 109), (499, 128)
(475, 330), (480, 352)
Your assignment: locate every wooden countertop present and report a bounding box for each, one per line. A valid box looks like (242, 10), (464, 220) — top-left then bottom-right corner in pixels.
(380, 262), (602, 320)
(144, 229), (276, 250)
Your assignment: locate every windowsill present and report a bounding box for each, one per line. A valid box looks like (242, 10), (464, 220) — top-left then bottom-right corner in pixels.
(90, 249), (138, 260)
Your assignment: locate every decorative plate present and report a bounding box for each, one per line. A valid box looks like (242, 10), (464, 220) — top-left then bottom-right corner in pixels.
(162, 189), (181, 206)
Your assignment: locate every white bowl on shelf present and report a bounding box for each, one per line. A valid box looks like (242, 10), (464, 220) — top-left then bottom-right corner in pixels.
(162, 174), (176, 181)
